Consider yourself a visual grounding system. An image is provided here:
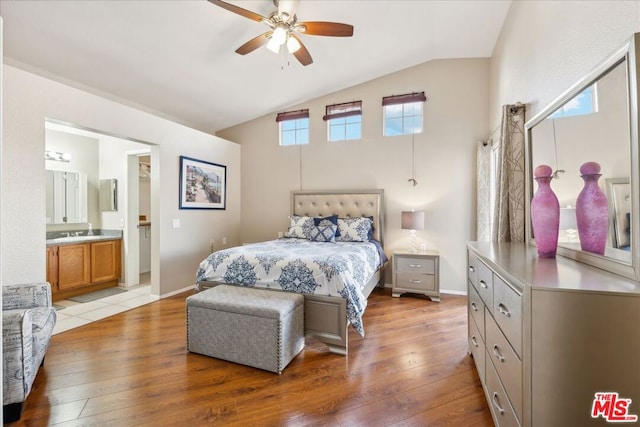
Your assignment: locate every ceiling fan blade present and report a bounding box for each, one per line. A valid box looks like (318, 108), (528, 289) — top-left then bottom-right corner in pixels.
(296, 21), (354, 37)
(291, 35), (313, 66)
(207, 0), (266, 22)
(235, 32), (272, 55)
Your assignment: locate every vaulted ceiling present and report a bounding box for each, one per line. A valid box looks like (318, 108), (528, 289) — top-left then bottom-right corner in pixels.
(1, 0), (511, 134)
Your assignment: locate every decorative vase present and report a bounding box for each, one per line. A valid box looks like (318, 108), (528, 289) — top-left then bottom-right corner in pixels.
(576, 161), (608, 255)
(531, 165), (560, 258)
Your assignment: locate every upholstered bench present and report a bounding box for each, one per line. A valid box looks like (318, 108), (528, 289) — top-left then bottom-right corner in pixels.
(186, 285), (304, 374)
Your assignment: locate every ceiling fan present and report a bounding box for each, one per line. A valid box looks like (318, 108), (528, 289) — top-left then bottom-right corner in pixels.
(208, 0), (354, 66)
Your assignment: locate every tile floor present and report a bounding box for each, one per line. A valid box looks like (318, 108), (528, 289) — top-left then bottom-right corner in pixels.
(53, 273), (158, 335)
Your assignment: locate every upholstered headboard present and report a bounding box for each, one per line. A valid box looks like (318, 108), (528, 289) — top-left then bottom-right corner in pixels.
(291, 189), (385, 246)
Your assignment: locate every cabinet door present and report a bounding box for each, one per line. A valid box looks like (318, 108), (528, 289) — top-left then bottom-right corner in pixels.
(91, 240), (121, 283)
(46, 246), (59, 291)
(58, 244), (91, 290)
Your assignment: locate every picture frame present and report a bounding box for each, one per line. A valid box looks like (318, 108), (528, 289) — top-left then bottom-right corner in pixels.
(179, 156), (226, 210)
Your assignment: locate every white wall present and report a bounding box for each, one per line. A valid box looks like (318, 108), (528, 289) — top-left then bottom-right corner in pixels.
(1, 65), (241, 296)
(218, 58), (489, 294)
(490, 1), (640, 129)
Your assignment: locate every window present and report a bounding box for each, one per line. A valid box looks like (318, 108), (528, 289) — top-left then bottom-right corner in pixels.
(276, 109), (309, 146)
(382, 92), (427, 136)
(548, 84), (597, 119)
(323, 101), (362, 141)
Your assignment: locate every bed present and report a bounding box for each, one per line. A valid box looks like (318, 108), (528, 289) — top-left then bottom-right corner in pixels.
(196, 189), (386, 355)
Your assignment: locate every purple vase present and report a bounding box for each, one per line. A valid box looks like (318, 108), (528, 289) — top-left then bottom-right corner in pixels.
(576, 162), (608, 255)
(531, 165), (560, 258)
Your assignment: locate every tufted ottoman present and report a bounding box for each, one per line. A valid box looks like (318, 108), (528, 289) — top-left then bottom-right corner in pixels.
(186, 285), (305, 374)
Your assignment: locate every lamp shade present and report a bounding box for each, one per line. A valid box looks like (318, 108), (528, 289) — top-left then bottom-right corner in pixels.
(401, 211), (425, 230)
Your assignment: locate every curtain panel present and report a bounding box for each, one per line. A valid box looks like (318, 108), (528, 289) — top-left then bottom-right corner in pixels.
(492, 104), (526, 242)
(476, 141), (492, 241)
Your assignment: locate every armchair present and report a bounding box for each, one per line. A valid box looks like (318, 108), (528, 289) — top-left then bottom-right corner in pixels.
(3, 283), (57, 423)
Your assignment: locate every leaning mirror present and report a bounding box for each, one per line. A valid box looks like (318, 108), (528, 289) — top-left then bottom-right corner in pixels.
(525, 33), (640, 281)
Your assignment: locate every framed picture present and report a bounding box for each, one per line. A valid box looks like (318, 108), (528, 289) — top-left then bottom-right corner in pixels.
(179, 156), (226, 210)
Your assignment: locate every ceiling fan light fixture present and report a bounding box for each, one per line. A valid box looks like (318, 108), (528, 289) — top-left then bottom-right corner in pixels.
(266, 37), (281, 53)
(272, 26), (287, 45)
(287, 36), (301, 53)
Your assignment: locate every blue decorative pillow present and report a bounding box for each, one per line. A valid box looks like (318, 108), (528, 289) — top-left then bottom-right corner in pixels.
(336, 217), (373, 242)
(285, 215), (314, 239)
(314, 215), (341, 237)
(309, 223), (338, 242)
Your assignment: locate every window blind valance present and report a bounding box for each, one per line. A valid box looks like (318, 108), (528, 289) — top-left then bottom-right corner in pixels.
(381, 92), (427, 106)
(322, 101), (362, 121)
(275, 109), (309, 122)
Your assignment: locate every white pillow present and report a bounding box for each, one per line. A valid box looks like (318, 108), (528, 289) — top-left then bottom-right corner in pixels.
(284, 215), (314, 239)
(336, 217), (373, 242)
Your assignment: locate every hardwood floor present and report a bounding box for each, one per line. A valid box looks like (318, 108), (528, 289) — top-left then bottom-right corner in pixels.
(11, 288), (493, 426)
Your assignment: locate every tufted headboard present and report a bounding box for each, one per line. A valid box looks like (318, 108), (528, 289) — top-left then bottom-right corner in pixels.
(291, 189), (385, 246)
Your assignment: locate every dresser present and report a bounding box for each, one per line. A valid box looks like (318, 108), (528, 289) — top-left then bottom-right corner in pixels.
(467, 242), (640, 427)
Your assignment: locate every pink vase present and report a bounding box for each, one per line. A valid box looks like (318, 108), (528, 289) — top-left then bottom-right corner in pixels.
(576, 162), (608, 255)
(531, 165), (560, 258)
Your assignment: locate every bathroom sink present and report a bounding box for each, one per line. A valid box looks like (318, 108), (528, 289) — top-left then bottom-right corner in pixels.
(49, 235), (105, 243)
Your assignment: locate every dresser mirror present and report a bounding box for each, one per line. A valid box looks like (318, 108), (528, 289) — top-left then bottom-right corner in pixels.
(525, 33), (640, 281)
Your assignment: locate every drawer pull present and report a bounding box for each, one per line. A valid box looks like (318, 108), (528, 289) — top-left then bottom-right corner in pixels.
(492, 345), (505, 362)
(409, 279), (422, 284)
(409, 264), (421, 268)
(492, 392), (506, 415)
(480, 280), (488, 288)
(470, 301), (478, 312)
(469, 265), (475, 272)
(498, 303), (511, 317)
(471, 336), (479, 347)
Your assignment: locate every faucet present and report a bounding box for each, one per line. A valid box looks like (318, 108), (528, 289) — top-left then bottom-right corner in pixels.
(62, 232), (71, 237)
(73, 231), (82, 237)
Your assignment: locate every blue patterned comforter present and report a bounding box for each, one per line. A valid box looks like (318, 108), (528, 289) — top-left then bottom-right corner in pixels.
(195, 238), (383, 336)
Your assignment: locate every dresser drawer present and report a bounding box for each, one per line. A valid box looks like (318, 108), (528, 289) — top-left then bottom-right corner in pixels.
(468, 314), (485, 383)
(486, 314), (522, 421)
(493, 274), (523, 356)
(468, 283), (485, 339)
(476, 260), (494, 308)
(395, 273), (435, 292)
(396, 257), (435, 274)
(468, 252), (479, 289)
(485, 350), (521, 427)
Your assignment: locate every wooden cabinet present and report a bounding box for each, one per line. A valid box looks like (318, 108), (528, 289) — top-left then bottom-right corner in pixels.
(468, 242), (640, 427)
(392, 250), (440, 302)
(47, 239), (121, 300)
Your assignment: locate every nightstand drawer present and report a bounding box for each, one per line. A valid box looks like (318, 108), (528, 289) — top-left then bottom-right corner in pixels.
(395, 273), (435, 292)
(396, 257), (435, 274)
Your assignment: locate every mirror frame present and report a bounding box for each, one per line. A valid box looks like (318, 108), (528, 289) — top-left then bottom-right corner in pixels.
(525, 33), (640, 282)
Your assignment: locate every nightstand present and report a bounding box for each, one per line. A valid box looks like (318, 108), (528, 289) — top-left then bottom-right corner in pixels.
(392, 250), (440, 302)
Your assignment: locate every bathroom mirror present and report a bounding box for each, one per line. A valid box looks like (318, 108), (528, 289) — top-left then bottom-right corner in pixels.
(525, 33), (640, 281)
(45, 169), (88, 224)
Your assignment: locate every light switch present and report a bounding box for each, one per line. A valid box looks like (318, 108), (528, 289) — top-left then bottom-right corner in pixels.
(172, 218), (181, 229)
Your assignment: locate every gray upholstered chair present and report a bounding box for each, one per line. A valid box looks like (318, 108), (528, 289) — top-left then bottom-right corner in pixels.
(2, 283), (57, 422)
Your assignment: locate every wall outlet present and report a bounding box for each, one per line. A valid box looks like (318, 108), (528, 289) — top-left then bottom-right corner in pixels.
(278, 231), (283, 238)
(209, 239), (215, 252)
(120, 218), (125, 227)
(172, 218), (181, 229)
(222, 237), (227, 245)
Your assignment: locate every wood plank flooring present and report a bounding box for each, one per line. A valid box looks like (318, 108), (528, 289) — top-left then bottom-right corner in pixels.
(10, 288), (493, 426)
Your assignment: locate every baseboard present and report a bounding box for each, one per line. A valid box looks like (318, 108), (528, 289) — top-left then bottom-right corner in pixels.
(159, 284), (194, 299)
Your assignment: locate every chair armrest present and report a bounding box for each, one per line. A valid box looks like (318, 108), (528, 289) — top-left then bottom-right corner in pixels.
(2, 283), (53, 311)
(2, 309), (33, 404)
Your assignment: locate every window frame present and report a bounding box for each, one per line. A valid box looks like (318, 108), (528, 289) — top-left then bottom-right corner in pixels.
(382, 92), (427, 136)
(276, 109), (310, 146)
(323, 101), (363, 142)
